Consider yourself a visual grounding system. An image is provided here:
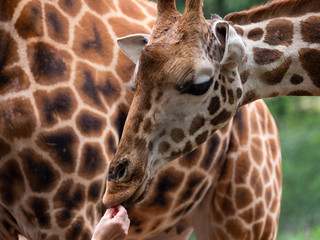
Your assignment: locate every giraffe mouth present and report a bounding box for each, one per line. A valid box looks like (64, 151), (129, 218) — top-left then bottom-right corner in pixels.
(104, 175), (150, 208)
(123, 176), (149, 208)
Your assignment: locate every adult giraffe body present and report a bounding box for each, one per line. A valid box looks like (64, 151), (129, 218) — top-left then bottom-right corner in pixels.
(0, 0), (281, 239)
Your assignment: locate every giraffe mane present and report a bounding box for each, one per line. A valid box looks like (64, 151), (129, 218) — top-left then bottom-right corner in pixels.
(224, 0), (320, 25)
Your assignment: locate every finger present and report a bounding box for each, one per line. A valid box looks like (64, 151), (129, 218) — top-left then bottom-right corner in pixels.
(115, 205), (127, 213)
(104, 208), (116, 219)
(114, 207), (128, 220)
(124, 218), (131, 235)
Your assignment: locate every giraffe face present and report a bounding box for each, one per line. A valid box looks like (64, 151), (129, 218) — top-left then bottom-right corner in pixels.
(103, 5), (245, 208)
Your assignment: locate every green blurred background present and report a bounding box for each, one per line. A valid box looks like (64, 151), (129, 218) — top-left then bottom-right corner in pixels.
(150, 0), (320, 239)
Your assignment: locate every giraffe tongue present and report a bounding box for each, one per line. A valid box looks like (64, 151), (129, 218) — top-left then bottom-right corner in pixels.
(112, 209), (119, 218)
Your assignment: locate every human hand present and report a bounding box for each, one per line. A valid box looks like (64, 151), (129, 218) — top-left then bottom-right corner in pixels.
(92, 205), (130, 240)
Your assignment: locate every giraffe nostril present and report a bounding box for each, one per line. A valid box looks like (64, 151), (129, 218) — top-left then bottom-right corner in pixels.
(108, 159), (129, 181)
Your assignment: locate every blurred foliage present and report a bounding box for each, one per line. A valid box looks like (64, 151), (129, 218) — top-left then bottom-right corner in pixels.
(150, 0), (320, 238)
(265, 97), (320, 237)
(152, 0), (266, 17)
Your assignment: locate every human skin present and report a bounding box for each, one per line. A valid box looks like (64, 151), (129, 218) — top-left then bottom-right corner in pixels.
(91, 205), (130, 240)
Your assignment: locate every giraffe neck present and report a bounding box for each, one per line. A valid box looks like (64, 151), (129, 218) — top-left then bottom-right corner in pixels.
(235, 12), (320, 106)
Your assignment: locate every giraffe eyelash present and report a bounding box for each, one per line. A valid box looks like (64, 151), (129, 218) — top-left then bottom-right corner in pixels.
(178, 77), (214, 96)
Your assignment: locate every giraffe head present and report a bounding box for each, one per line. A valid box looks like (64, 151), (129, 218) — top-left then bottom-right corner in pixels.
(103, 0), (245, 208)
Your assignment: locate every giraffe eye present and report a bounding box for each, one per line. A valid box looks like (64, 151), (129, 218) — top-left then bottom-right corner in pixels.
(179, 78), (213, 96)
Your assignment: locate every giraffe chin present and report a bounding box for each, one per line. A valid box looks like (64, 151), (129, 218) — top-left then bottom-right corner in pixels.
(124, 178), (149, 208)
(103, 176), (149, 209)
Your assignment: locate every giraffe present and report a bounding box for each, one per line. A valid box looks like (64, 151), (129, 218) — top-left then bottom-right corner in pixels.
(0, 0), (282, 239)
(0, 0), (157, 239)
(105, 0), (320, 237)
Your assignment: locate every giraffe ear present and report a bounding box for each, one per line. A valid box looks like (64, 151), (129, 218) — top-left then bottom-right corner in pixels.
(213, 21), (245, 70)
(117, 34), (150, 64)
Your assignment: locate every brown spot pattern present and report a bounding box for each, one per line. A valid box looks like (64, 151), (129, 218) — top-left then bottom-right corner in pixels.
(240, 208), (254, 224)
(253, 222), (264, 239)
(119, 0), (146, 20)
(290, 74), (304, 85)
(34, 88), (77, 127)
(54, 180), (85, 228)
(134, 137), (147, 152)
(178, 171), (204, 203)
(36, 127), (79, 173)
(0, 138), (11, 158)
(0, 0), (20, 21)
(235, 152), (251, 184)
(289, 90), (313, 96)
(189, 115), (205, 135)
(0, 98), (36, 140)
(195, 131), (208, 145)
(210, 109), (232, 126)
(264, 19), (294, 46)
(251, 137), (263, 165)
(179, 147), (202, 168)
(221, 86), (226, 102)
(170, 128), (185, 143)
(88, 180), (103, 203)
(263, 167), (270, 184)
(73, 13), (113, 65)
(111, 104), (129, 138)
(79, 143), (106, 179)
(218, 196), (235, 216)
(248, 27), (264, 41)
(137, 0), (156, 16)
(15, 1), (43, 39)
(143, 118), (153, 133)
(105, 132), (117, 159)
(158, 141), (170, 154)
(28, 197), (51, 228)
(45, 4), (69, 44)
(261, 215), (275, 240)
(255, 201), (265, 220)
(20, 148), (60, 193)
(84, 0), (115, 15)
(109, 17), (149, 38)
(250, 111), (259, 135)
(0, 67), (30, 95)
(144, 167), (184, 213)
(227, 90), (234, 104)
(301, 16), (320, 44)
(58, 0), (82, 16)
(76, 110), (106, 137)
(0, 30), (19, 70)
(235, 187), (253, 209)
(116, 52), (136, 83)
(211, 206), (223, 224)
(240, 69), (250, 84)
(234, 26), (244, 36)
(97, 71), (122, 107)
(233, 107), (250, 146)
(75, 63), (113, 112)
(265, 186), (272, 207)
(253, 47), (283, 65)
(250, 168), (263, 198)
(225, 219), (247, 239)
(260, 58), (292, 85)
(28, 42), (72, 85)
(299, 48), (320, 88)
(237, 88), (243, 99)
(0, 160), (25, 206)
